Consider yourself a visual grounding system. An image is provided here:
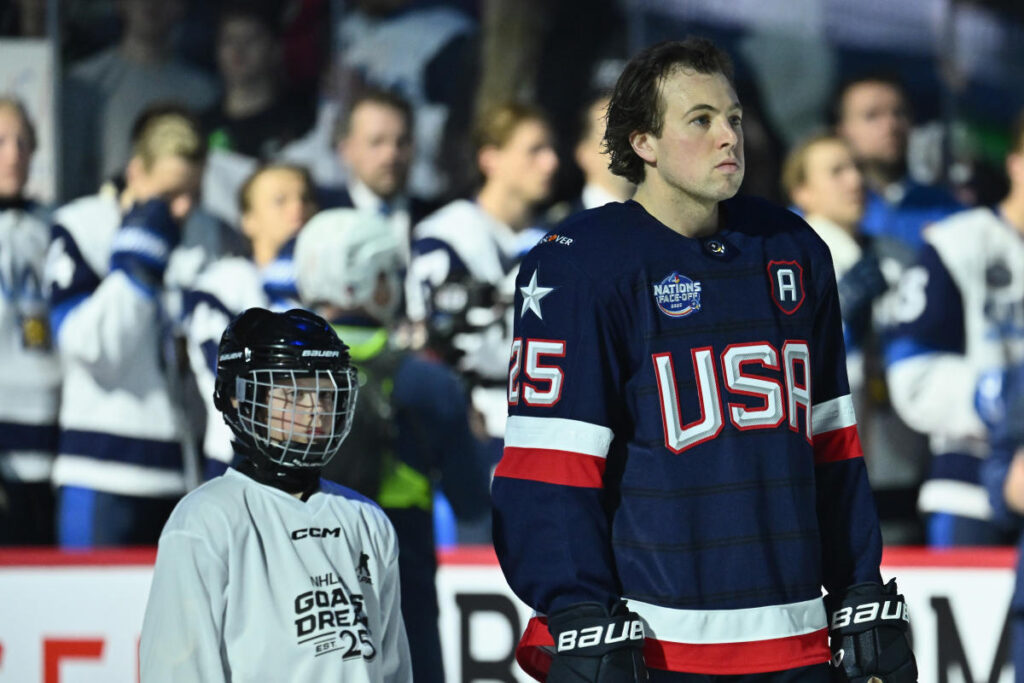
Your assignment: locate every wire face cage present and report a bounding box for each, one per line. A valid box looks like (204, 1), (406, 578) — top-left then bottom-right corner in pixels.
(232, 367), (359, 468)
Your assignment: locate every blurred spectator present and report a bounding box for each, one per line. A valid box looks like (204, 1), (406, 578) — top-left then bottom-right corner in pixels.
(0, 96), (59, 545)
(834, 73), (962, 249)
(295, 208), (490, 683)
(62, 0), (218, 201)
(783, 131), (928, 544)
(201, 4), (315, 160)
(333, 0), (479, 200)
(46, 106), (206, 547)
(566, 93), (633, 215)
(886, 109), (1024, 547)
(183, 163), (316, 478)
(320, 89), (436, 263)
(405, 102), (558, 475)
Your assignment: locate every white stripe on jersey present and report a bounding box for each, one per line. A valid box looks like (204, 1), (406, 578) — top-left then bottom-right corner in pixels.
(811, 395), (856, 435)
(52, 455), (186, 497)
(626, 596), (826, 644)
(505, 415), (613, 458)
(917, 479), (993, 520)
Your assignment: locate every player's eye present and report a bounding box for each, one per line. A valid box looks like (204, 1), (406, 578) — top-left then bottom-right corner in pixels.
(691, 115), (711, 127)
(729, 115), (743, 128)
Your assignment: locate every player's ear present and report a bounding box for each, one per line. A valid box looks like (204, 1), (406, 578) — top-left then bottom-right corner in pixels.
(629, 131), (656, 165)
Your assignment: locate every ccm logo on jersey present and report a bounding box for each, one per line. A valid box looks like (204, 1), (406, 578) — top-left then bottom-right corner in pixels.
(292, 527), (341, 540)
(830, 600), (909, 630)
(556, 620), (645, 652)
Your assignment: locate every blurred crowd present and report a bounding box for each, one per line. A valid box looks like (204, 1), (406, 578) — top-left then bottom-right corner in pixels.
(3, 0), (1024, 679)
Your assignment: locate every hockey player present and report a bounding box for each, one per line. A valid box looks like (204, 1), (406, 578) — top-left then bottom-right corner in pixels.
(491, 38), (917, 682)
(140, 307), (411, 682)
(294, 208), (491, 683)
(0, 96), (59, 545)
(45, 105), (205, 546)
(183, 162), (317, 478)
(887, 109), (1024, 547)
(405, 101), (558, 469)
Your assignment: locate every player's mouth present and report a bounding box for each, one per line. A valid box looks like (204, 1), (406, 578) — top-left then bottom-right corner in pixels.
(715, 159), (741, 173)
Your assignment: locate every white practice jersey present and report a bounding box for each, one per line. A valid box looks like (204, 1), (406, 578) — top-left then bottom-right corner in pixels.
(0, 203), (60, 482)
(45, 193), (205, 496)
(141, 467), (411, 682)
(887, 207), (1024, 519)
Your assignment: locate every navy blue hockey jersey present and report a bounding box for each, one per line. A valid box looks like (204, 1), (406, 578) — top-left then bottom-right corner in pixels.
(491, 198), (883, 677)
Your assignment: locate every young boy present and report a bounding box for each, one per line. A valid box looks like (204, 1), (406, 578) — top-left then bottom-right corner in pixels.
(140, 307), (411, 682)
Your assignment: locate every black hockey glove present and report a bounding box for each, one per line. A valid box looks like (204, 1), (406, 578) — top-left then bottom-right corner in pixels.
(827, 579), (917, 683)
(546, 602), (647, 683)
(109, 199), (180, 292)
(837, 253), (888, 333)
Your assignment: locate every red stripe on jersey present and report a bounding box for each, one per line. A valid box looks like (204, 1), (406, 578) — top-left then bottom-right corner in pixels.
(813, 424), (863, 464)
(644, 628), (830, 674)
(515, 617), (829, 678)
(494, 447), (605, 488)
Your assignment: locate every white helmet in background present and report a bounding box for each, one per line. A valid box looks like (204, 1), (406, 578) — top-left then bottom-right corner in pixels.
(294, 208), (404, 324)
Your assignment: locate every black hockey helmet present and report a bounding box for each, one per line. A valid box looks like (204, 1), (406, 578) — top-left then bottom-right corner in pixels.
(214, 308), (358, 471)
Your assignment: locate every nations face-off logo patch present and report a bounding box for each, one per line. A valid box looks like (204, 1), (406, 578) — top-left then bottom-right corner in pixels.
(653, 271), (702, 318)
(767, 260), (805, 314)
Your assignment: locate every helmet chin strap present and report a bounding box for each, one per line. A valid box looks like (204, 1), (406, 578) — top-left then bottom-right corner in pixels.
(235, 446), (321, 500)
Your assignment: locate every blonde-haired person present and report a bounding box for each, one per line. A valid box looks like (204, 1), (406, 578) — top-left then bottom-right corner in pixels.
(0, 96), (61, 545)
(45, 104), (207, 547)
(405, 102), (558, 479)
(181, 162), (317, 480)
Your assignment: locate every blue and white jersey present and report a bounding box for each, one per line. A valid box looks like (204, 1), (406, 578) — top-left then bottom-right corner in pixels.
(182, 251), (303, 478)
(406, 199), (544, 440)
(44, 194), (205, 497)
(860, 180), (962, 249)
(887, 207), (1024, 520)
(0, 201), (60, 483)
(492, 198), (882, 677)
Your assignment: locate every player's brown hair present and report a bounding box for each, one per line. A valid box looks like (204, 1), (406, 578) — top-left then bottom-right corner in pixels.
(238, 163), (315, 216)
(0, 96), (37, 153)
(780, 131), (847, 203)
(605, 37), (735, 185)
(472, 101), (550, 153)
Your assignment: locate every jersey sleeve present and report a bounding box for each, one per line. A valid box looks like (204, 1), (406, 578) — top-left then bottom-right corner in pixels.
(885, 242), (985, 439)
(45, 222), (160, 370)
(140, 528), (229, 683)
(810, 253), (884, 595)
(491, 246), (626, 615)
(377, 518), (413, 683)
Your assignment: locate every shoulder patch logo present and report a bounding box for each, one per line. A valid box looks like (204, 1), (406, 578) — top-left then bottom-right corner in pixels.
(653, 271), (702, 318)
(539, 233), (574, 247)
(767, 260), (805, 315)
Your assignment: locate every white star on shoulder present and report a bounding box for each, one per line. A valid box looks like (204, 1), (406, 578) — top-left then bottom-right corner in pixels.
(520, 268), (555, 320)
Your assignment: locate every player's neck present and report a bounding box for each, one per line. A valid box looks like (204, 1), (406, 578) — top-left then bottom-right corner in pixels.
(999, 192), (1024, 234)
(632, 183), (719, 239)
(477, 184), (532, 231)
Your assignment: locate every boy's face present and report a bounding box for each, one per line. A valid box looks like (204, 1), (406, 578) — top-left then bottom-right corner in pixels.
(265, 376), (337, 445)
(241, 168), (316, 247)
(793, 139), (865, 229)
(480, 119), (559, 205)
